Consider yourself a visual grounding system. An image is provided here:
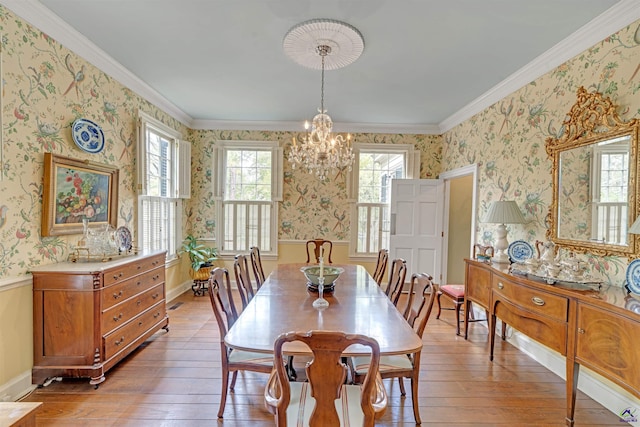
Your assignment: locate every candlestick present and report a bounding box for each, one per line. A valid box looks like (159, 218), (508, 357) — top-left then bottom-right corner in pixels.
(319, 246), (324, 279)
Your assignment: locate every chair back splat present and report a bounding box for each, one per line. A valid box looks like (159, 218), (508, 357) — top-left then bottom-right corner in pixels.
(305, 239), (333, 264)
(265, 330), (386, 427)
(233, 254), (255, 308)
(249, 246), (266, 289)
(372, 249), (389, 286)
(386, 258), (407, 306)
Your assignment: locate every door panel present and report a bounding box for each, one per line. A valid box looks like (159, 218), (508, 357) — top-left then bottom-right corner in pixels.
(390, 179), (444, 283)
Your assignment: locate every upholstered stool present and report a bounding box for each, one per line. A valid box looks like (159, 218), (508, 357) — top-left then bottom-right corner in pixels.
(436, 284), (466, 335)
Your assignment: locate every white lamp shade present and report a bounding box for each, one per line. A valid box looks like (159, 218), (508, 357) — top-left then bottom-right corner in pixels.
(482, 200), (526, 224)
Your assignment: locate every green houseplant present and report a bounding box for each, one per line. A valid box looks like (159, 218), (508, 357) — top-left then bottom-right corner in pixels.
(181, 235), (218, 274)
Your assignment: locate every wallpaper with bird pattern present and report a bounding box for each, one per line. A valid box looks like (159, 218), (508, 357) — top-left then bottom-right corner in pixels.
(441, 21), (640, 285)
(0, 4), (639, 290)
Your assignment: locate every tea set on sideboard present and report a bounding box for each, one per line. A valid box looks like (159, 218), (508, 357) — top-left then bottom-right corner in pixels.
(510, 240), (595, 286)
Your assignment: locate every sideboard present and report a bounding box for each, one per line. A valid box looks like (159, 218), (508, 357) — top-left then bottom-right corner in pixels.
(31, 251), (168, 386)
(464, 258), (640, 426)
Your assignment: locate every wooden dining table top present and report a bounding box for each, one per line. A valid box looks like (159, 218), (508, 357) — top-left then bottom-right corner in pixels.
(224, 263), (423, 356)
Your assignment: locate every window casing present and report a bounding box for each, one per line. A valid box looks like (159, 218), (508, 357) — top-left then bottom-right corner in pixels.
(348, 143), (419, 257)
(214, 141), (283, 256)
(137, 111), (189, 259)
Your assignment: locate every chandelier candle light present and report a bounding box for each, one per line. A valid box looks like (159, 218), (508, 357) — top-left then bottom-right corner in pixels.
(284, 19), (364, 180)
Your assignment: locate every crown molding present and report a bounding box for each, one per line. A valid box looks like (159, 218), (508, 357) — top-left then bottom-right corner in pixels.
(439, 0), (640, 133)
(191, 119), (440, 135)
(2, 0), (638, 135)
(0, 0), (192, 126)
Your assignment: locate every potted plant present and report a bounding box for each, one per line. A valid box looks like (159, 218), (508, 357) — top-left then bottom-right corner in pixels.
(181, 235), (218, 282)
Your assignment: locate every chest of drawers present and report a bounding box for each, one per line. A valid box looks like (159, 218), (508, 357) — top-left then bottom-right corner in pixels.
(31, 251), (168, 386)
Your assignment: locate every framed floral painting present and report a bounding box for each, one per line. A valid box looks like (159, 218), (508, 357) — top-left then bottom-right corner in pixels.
(41, 153), (119, 236)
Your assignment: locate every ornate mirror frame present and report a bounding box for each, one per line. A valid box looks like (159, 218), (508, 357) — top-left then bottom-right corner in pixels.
(546, 86), (640, 258)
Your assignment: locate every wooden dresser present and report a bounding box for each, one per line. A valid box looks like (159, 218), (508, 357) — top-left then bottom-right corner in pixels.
(465, 259), (640, 426)
(31, 251), (168, 386)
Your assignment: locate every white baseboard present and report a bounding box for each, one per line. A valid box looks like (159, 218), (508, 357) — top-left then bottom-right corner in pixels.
(0, 370), (36, 402)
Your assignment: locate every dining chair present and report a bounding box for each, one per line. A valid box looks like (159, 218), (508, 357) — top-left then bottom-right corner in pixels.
(385, 258), (407, 307)
(233, 254), (255, 308)
(372, 248), (389, 286)
(249, 246), (266, 289)
(207, 268), (273, 418)
(305, 238), (333, 264)
(264, 330), (387, 427)
(436, 244), (493, 335)
(350, 272), (436, 425)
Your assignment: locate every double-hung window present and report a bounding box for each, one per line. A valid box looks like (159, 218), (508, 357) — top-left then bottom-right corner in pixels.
(214, 141), (282, 256)
(137, 111), (190, 260)
(349, 143), (419, 257)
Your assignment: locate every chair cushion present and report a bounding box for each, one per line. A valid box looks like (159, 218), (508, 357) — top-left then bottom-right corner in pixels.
(286, 381), (365, 427)
(352, 354), (413, 375)
(228, 349), (273, 365)
(440, 284), (465, 298)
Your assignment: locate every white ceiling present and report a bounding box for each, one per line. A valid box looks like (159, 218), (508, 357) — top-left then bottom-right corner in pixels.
(3, 0), (640, 134)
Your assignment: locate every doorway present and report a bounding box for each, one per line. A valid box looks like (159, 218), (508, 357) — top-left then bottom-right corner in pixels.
(440, 164), (478, 286)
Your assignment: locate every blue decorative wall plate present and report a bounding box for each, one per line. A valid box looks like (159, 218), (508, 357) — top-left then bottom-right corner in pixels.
(625, 259), (640, 294)
(507, 240), (534, 263)
(72, 118), (105, 154)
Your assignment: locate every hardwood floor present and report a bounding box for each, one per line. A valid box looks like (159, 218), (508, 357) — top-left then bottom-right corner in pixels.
(21, 290), (622, 426)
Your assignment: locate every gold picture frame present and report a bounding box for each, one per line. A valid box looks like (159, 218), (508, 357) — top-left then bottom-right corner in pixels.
(41, 153), (119, 237)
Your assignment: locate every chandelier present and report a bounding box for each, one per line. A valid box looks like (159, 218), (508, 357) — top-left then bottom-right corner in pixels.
(283, 19), (364, 180)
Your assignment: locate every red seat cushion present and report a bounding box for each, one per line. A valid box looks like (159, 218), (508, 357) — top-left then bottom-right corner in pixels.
(440, 284), (465, 299)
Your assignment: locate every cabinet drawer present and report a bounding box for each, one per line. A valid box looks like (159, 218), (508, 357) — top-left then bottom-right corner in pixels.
(492, 277), (568, 322)
(103, 301), (167, 359)
(103, 253), (165, 287)
(102, 283), (165, 334)
(466, 262), (492, 308)
(494, 298), (567, 355)
(102, 268), (164, 310)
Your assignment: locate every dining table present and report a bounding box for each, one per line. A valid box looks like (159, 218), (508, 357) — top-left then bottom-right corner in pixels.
(224, 263), (423, 356)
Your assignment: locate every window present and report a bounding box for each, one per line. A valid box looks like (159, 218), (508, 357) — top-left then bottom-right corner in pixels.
(137, 111), (190, 259)
(591, 136), (630, 244)
(348, 143), (419, 257)
(214, 141), (282, 255)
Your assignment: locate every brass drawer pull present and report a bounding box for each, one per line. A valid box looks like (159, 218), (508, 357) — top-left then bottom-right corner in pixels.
(136, 281), (142, 286)
(113, 291), (123, 299)
(152, 293), (159, 299)
(113, 272), (123, 280)
(138, 321), (143, 326)
(497, 282), (504, 289)
(153, 312), (160, 319)
(115, 336), (125, 346)
(578, 328), (585, 334)
(532, 296), (545, 306)
(113, 313), (123, 322)
(136, 300), (142, 306)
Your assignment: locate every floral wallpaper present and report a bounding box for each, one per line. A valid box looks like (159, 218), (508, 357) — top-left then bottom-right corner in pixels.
(0, 6), (188, 279)
(187, 131), (442, 242)
(441, 20), (640, 285)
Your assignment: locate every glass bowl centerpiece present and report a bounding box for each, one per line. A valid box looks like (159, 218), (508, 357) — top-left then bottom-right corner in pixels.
(301, 265), (344, 293)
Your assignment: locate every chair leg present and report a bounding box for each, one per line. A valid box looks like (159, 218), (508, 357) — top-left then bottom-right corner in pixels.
(398, 377), (406, 396)
(218, 368), (230, 418)
(410, 375), (421, 424)
(435, 291), (443, 319)
(229, 371), (238, 391)
(454, 301), (462, 336)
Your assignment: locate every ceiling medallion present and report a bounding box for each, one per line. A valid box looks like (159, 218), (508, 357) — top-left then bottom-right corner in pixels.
(283, 19), (364, 180)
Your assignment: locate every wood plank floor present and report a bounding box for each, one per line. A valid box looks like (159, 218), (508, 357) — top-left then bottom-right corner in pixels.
(20, 290), (622, 426)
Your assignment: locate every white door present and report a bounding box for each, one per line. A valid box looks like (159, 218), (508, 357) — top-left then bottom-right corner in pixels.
(390, 179), (444, 284)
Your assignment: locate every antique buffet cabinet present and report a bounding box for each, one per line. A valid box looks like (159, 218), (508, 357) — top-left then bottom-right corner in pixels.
(30, 251), (168, 386)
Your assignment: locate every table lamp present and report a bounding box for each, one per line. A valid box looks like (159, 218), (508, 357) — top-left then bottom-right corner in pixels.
(482, 200), (526, 264)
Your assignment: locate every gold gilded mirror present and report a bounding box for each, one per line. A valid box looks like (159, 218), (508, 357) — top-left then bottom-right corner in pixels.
(546, 86), (639, 258)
